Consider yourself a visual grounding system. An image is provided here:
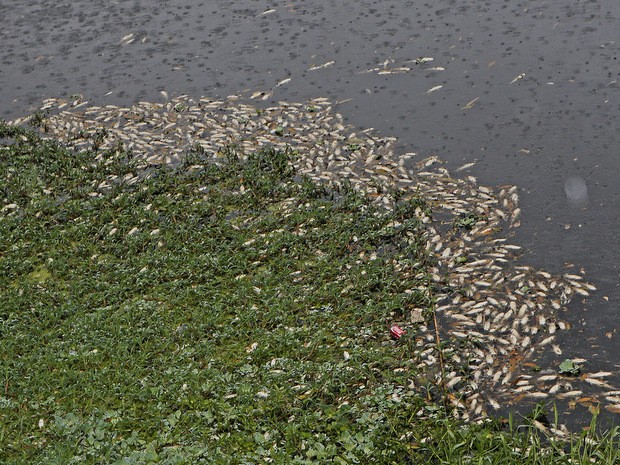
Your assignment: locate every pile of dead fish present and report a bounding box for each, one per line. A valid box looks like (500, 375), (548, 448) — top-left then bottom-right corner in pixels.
(9, 94), (619, 426)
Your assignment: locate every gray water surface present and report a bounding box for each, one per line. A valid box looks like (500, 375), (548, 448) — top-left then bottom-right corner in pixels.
(1, 0), (619, 422)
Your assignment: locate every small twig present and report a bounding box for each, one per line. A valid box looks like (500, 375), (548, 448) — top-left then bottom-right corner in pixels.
(432, 305), (446, 377)
(428, 278), (447, 405)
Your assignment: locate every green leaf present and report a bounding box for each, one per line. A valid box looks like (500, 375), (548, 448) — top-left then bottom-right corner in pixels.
(559, 359), (581, 375)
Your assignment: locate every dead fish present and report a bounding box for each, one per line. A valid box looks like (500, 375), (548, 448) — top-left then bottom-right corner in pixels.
(586, 371), (613, 379)
(563, 273), (583, 281)
(275, 78), (292, 87)
(548, 384), (562, 395)
(488, 397), (501, 410)
(411, 57), (434, 64)
(539, 336), (555, 346)
(445, 376), (462, 389)
(456, 161), (477, 172)
(583, 378), (615, 389)
(462, 97), (479, 110)
(425, 85), (443, 94)
(119, 33), (135, 45)
(308, 61), (335, 71)
(556, 390), (583, 399)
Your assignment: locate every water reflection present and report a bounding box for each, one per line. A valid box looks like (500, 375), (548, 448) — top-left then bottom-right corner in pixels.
(564, 177), (588, 209)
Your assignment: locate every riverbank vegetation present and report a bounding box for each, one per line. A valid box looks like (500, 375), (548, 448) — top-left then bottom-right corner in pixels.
(0, 122), (618, 464)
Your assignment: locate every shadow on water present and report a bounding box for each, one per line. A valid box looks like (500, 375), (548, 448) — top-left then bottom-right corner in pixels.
(1, 0), (618, 428)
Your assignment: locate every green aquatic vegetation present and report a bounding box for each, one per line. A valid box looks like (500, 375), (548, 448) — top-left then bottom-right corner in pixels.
(0, 121), (617, 464)
(453, 212), (480, 230)
(0, 123), (432, 463)
(453, 213), (482, 230)
(418, 413), (620, 465)
(559, 359), (582, 376)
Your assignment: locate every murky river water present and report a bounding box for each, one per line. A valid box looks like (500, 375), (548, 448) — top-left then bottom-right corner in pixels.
(1, 0), (619, 425)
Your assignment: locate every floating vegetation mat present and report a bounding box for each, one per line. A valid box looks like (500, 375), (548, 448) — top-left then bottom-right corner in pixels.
(9, 95), (620, 422)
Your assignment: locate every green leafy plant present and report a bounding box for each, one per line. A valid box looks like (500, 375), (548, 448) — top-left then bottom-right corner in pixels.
(559, 359), (582, 376)
(453, 212), (479, 230)
(0, 121), (617, 464)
